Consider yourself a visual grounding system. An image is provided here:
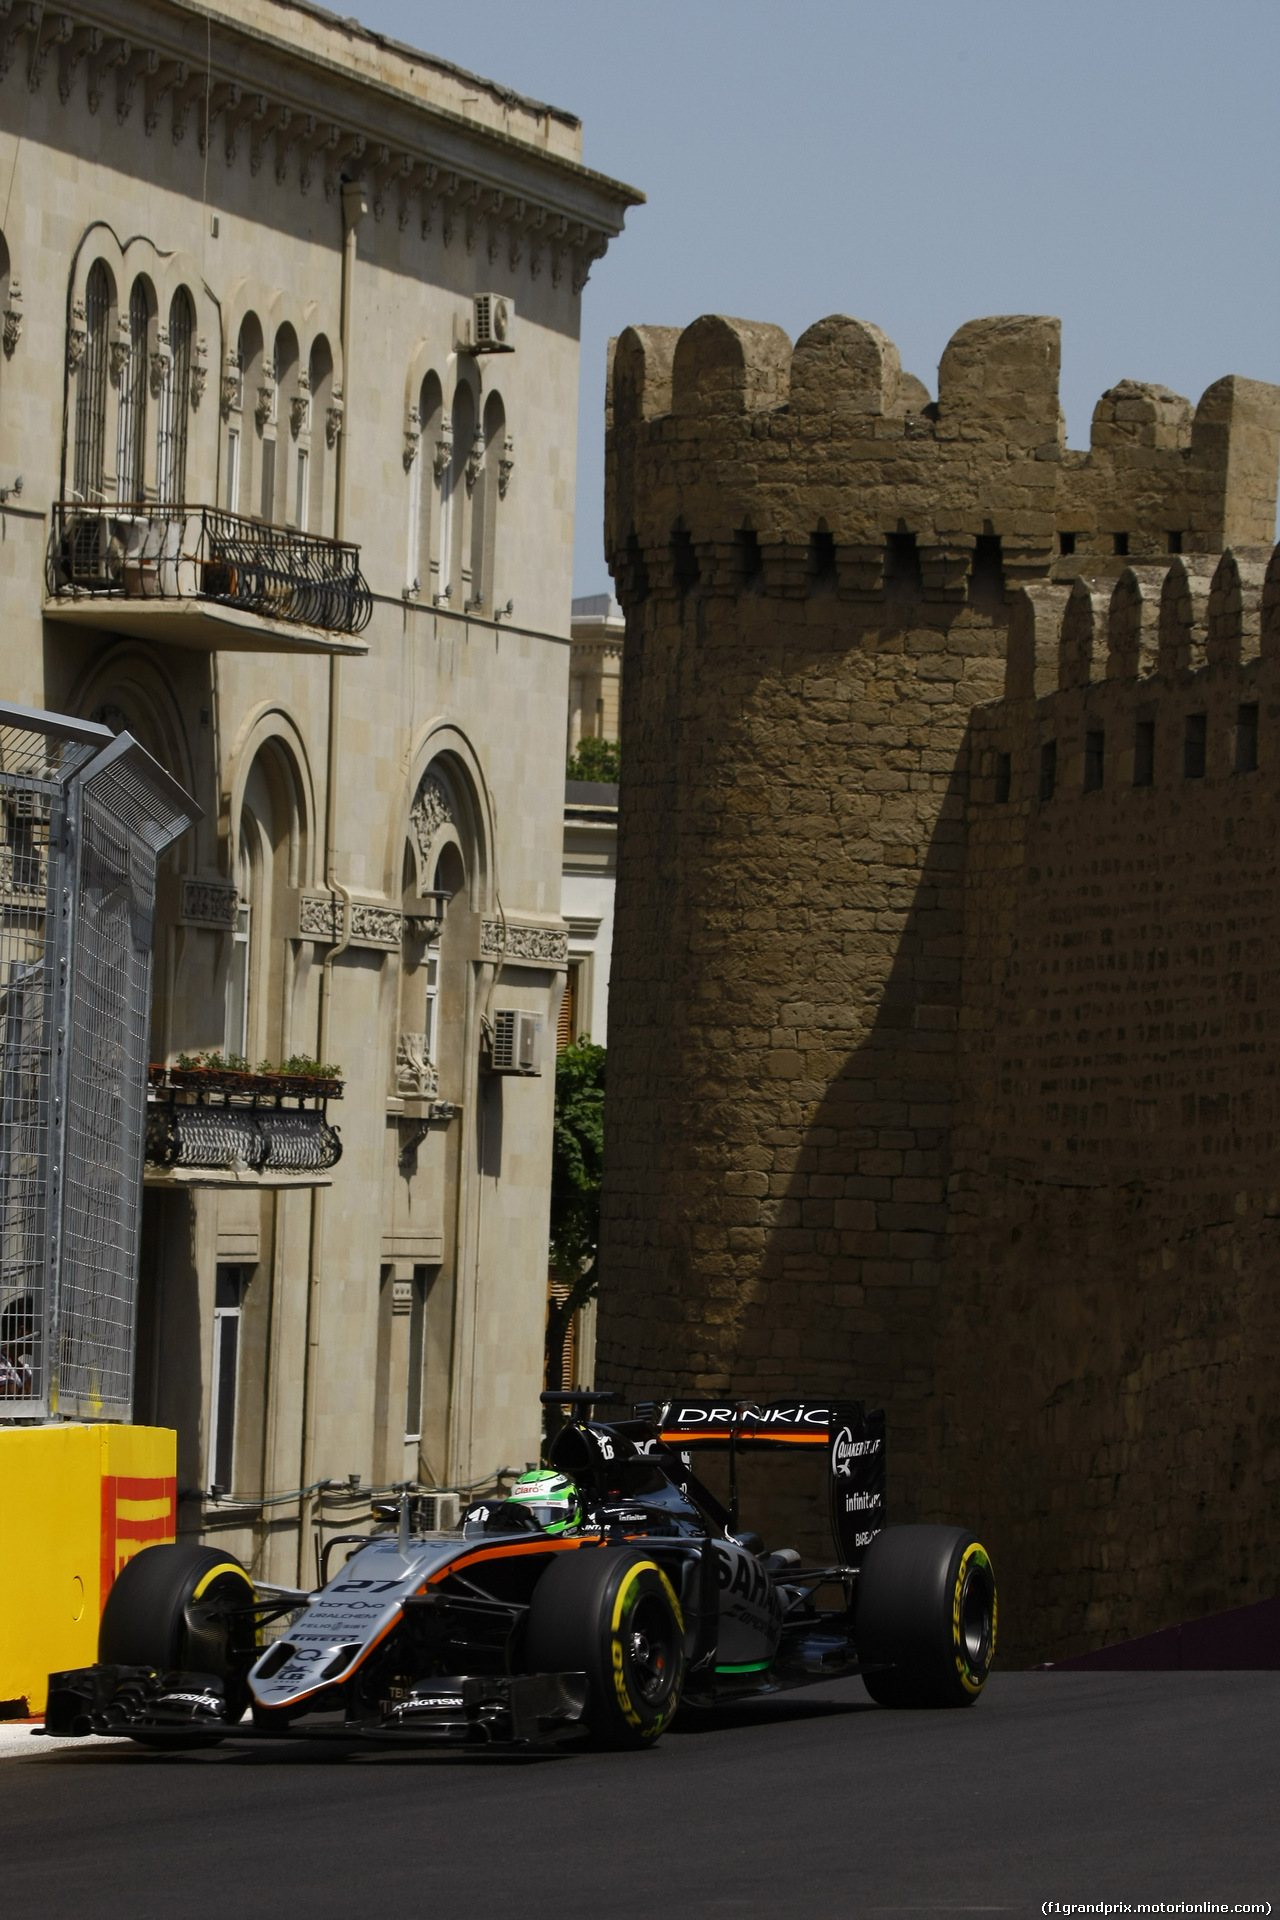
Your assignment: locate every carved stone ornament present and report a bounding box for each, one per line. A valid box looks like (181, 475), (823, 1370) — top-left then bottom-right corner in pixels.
(180, 878), (239, 928)
(395, 1032), (439, 1098)
(298, 891), (341, 942)
(220, 355), (242, 419)
(66, 300), (87, 375)
(409, 773), (453, 866)
(109, 323), (131, 384)
(465, 431), (485, 496)
(498, 435), (514, 500)
(2, 280), (21, 358)
(403, 406), (420, 472)
(349, 902), (402, 948)
(254, 380), (275, 430)
(326, 395), (344, 448)
(480, 919), (569, 965)
(149, 340), (171, 399)
(190, 337), (208, 409)
(433, 427), (453, 482)
(289, 393), (310, 439)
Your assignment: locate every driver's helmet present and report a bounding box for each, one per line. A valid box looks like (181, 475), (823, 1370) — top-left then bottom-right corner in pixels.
(506, 1469), (581, 1534)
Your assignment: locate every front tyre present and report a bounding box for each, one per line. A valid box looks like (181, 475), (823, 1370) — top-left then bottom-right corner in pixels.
(98, 1542), (258, 1734)
(855, 1525), (996, 1709)
(524, 1547), (685, 1749)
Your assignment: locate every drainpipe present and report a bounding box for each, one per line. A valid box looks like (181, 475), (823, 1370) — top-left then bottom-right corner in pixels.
(296, 176), (366, 1584)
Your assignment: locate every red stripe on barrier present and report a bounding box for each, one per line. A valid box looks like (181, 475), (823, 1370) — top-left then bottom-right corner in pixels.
(99, 1474), (178, 1608)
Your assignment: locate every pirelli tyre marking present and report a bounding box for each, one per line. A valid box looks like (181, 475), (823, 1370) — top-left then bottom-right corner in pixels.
(610, 1559), (683, 1737)
(952, 1541), (997, 1695)
(191, 1561), (255, 1602)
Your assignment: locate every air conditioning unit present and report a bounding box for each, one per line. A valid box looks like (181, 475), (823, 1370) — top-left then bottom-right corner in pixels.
(420, 1492), (461, 1532)
(487, 1008), (541, 1075)
(473, 291), (515, 353)
(60, 510), (113, 587)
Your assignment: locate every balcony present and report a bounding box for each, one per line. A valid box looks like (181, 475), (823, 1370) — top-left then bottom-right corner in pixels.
(44, 504), (372, 655)
(144, 1062), (344, 1189)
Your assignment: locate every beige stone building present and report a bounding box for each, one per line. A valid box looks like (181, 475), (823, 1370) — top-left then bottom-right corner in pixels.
(598, 310), (1280, 1660)
(566, 591), (623, 756)
(0, 0), (638, 1581)
(561, 593), (622, 1054)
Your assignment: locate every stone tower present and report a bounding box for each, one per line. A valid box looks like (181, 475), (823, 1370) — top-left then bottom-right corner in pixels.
(595, 310), (1280, 1659)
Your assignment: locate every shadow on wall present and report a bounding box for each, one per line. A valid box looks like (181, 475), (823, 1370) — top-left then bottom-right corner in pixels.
(735, 680), (1280, 1664)
(478, 1073), (503, 1179)
(732, 752), (971, 1576)
(745, 702), (1280, 1662)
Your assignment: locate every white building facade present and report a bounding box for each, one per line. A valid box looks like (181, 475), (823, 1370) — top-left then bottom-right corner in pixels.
(0, 0), (638, 1581)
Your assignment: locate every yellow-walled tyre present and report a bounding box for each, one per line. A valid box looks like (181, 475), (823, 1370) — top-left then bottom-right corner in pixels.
(99, 1542), (258, 1730)
(855, 1525), (996, 1708)
(524, 1547), (685, 1749)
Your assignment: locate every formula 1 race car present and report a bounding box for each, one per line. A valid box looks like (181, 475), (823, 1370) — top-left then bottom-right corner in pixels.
(45, 1390), (997, 1752)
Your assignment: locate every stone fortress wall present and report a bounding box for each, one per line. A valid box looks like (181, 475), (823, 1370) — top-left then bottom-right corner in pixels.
(595, 308), (1280, 1662)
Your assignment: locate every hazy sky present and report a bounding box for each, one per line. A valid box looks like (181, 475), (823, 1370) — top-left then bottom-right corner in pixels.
(358, 0), (1280, 597)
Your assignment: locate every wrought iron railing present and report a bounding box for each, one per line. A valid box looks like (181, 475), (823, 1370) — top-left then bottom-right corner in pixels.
(145, 1065), (343, 1176)
(47, 503), (372, 637)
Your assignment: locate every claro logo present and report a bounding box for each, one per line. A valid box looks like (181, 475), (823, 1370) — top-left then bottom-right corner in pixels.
(832, 1426), (882, 1476)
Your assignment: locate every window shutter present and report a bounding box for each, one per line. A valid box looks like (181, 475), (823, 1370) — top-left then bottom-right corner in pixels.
(556, 962), (576, 1051)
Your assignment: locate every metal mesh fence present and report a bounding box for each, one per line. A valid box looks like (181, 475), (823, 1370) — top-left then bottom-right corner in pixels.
(0, 706), (195, 1422)
(0, 722), (96, 1413)
(56, 788), (155, 1418)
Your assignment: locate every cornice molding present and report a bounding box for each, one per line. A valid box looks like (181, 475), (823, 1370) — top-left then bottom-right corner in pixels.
(6, 0), (642, 290)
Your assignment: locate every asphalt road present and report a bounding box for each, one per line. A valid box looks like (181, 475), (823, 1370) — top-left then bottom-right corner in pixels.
(2, 1673), (1277, 1919)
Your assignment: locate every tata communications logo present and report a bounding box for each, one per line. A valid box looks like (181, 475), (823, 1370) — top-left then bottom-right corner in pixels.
(832, 1426), (881, 1477)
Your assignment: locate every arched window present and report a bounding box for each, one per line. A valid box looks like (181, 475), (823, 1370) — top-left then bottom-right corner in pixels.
(440, 381), (475, 608)
(156, 287), (193, 504)
(229, 741), (306, 1064)
(0, 231), (11, 401)
(430, 836), (467, 1096)
(73, 261), (111, 502)
(227, 313), (262, 516)
(471, 390), (506, 615)
(225, 822), (253, 1060)
(307, 336), (333, 535)
(115, 277), (150, 503)
(266, 324), (297, 524)
(408, 370), (442, 597)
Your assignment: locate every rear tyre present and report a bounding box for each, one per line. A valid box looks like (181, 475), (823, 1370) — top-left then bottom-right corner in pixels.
(524, 1547), (685, 1749)
(99, 1543), (258, 1737)
(855, 1525), (996, 1709)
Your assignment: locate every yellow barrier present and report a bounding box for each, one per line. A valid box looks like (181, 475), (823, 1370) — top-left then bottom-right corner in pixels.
(0, 1424), (176, 1716)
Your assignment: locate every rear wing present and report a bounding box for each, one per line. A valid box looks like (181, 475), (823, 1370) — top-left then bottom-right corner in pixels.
(633, 1397), (886, 1569)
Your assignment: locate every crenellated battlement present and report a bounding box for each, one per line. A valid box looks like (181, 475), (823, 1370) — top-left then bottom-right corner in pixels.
(973, 543), (1280, 827)
(606, 312), (1280, 603)
(1002, 542), (1280, 708)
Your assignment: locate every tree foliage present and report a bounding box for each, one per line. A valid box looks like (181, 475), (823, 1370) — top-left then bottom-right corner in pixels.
(565, 736), (620, 783)
(546, 1035), (606, 1392)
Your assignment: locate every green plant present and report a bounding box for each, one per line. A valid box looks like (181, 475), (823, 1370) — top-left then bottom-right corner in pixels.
(565, 736), (620, 784)
(170, 1050), (341, 1079)
(278, 1053), (342, 1079)
(545, 1035), (606, 1414)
